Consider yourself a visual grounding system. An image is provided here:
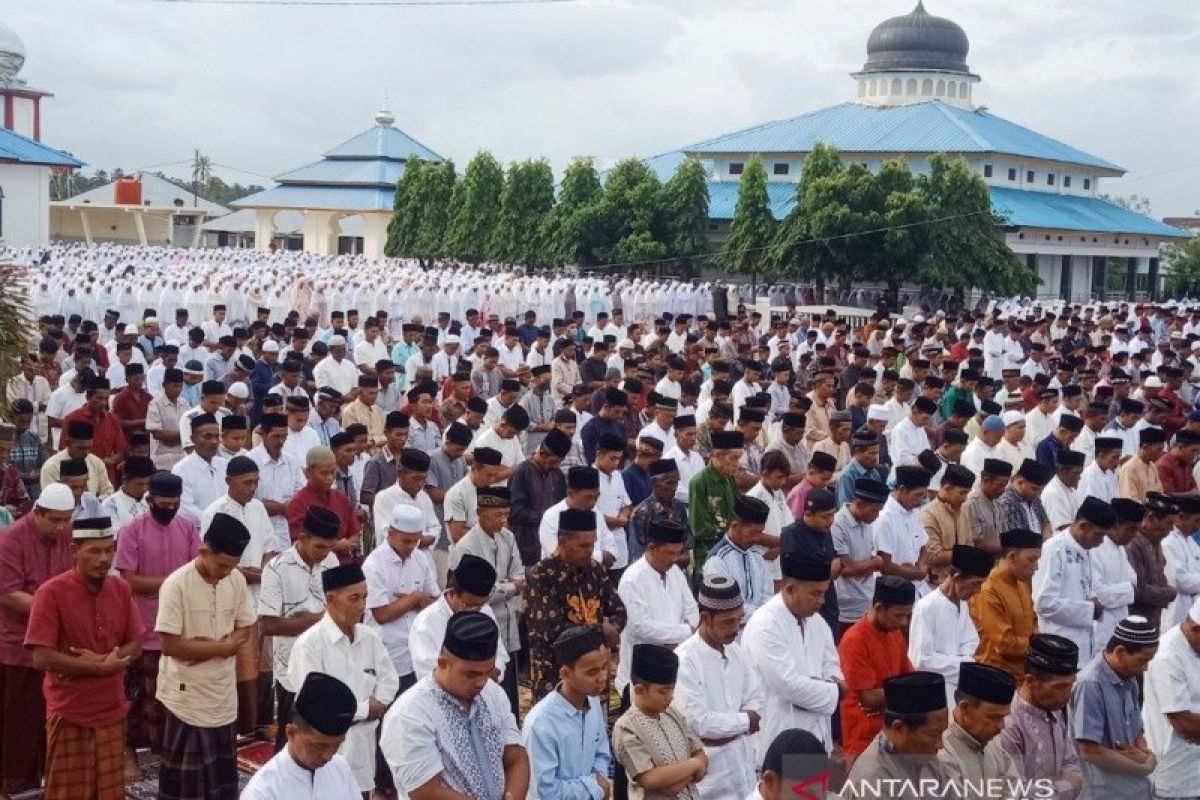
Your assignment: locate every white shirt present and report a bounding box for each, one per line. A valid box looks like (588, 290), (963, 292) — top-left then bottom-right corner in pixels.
(596, 468), (631, 570)
(258, 546), (339, 691)
(1090, 536), (1137, 658)
(742, 595), (842, 758)
(241, 747), (360, 800)
(171, 452), (229, 524)
(960, 438), (998, 478)
(746, 482), (792, 582)
(908, 587), (979, 708)
(1163, 529), (1200, 628)
(888, 417), (930, 470)
(538, 498), (617, 563)
(372, 486), (440, 544)
(1144, 622), (1200, 797)
(665, 445), (704, 504)
(288, 614), (400, 791)
(102, 490), (147, 536)
(672, 632), (765, 800)
(283, 426), (323, 467)
(468, 428), (525, 472)
(873, 496), (931, 598)
(1032, 530), (1095, 660)
(1040, 477), (1080, 531)
(313, 355), (360, 394)
(1023, 409), (1056, 449)
(202, 493), (274, 603)
(1078, 462), (1117, 503)
(408, 594), (509, 681)
(615, 557), (698, 692)
(354, 338), (389, 370)
(362, 542), (440, 677)
(637, 421), (676, 453)
(248, 445), (306, 553)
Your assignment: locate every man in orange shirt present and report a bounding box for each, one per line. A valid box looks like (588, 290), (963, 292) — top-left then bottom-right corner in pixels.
(838, 575), (915, 763)
(970, 527), (1042, 678)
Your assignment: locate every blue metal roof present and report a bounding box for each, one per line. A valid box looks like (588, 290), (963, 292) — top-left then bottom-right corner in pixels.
(708, 180), (798, 221)
(684, 101), (1123, 173)
(322, 124), (443, 163)
(0, 127), (83, 168)
(990, 187), (1190, 239)
(275, 158), (406, 187)
(233, 185), (395, 212)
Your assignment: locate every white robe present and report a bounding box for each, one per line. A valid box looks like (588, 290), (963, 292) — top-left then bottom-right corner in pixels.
(873, 496), (931, 598)
(615, 558), (698, 692)
(1089, 536), (1136, 659)
(907, 588), (979, 708)
(741, 594), (842, 758)
(1078, 462), (1117, 503)
(1039, 477), (1080, 531)
(1032, 530), (1096, 659)
(241, 748), (360, 800)
(1162, 529), (1200, 628)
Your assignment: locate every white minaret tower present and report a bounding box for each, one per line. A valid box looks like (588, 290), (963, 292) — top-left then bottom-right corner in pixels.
(852, 1), (979, 110)
(0, 18), (51, 141)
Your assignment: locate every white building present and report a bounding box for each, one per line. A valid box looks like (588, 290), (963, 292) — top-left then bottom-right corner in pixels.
(0, 19), (83, 247)
(651, 1), (1189, 301)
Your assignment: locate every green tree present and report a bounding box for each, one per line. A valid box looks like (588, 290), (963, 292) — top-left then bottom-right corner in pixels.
(490, 160), (556, 267)
(767, 143), (843, 297)
(918, 153), (1036, 303)
(859, 158), (933, 299)
(0, 262), (30, 421)
(543, 157), (606, 266)
(1164, 235), (1200, 297)
(412, 160), (456, 261)
(661, 157), (710, 272)
(385, 157), (428, 258)
(190, 149), (212, 208)
(721, 156), (775, 291)
(444, 151), (504, 263)
(602, 158), (668, 267)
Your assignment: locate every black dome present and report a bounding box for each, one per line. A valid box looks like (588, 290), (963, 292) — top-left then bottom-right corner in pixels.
(863, 1), (970, 73)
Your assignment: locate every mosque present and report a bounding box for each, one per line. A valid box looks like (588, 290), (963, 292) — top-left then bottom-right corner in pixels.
(647, 1), (1189, 302)
(0, 19), (83, 247)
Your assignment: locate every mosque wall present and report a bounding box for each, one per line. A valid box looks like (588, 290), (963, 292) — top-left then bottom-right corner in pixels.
(0, 163), (50, 246)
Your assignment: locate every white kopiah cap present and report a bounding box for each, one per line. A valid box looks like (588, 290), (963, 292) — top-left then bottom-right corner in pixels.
(390, 503), (426, 534)
(36, 483), (75, 512)
(867, 404), (890, 422)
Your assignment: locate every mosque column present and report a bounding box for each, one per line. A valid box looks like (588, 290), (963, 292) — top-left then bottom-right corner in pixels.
(77, 208), (92, 245)
(1148, 257), (1160, 301)
(132, 211), (148, 246)
(1125, 257), (1139, 301)
(301, 209), (337, 255)
(1091, 256), (1107, 299)
(254, 208), (278, 251)
(362, 213), (390, 260)
(1059, 255), (1072, 302)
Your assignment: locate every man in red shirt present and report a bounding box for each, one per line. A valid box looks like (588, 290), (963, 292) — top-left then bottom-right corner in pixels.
(62, 376), (127, 487)
(1156, 428), (1200, 493)
(286, 445), (362, 563)
(25, 515), (143, 800)
(0, 483), (76, 795)
(111, 362), (152, 436)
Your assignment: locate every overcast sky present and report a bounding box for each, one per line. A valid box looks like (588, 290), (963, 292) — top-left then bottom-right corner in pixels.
(11, 0), (1200, 216)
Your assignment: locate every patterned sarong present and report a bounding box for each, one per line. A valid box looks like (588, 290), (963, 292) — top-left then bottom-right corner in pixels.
(158, 710), (238, 800)
(44, 714), (124, 800)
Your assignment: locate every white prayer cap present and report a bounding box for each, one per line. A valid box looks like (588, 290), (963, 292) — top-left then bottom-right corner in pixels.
(1002, 410), (1025, 426)
(617, 339), (635, 350)
(36, 483), (75, 512)
(144, 317), (160, 325)
(228, 382), (250, 400)
(1144, 376), (1163, 389)
(867, 404), (890, 422)
(444, 335), (461, 344)
(390, 503), (426, 534)
(262, 340), (281, 353)
(122, 324), (139, 335)
(329, 335), (346, 347)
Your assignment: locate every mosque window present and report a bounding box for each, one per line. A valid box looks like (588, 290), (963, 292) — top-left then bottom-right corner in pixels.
(959, 83), (968, 98)
(906, 79), (918, 95)
(773, 163), (790, 176)
(936, 79), (946, 96)
(1047, 174), (1055, 186)
(1084, 178), (1091, 190)
(891, 78), (902, 95)
(1026, 170), (1035, 183)
(1064, 176), (1072, 188)
(1008, 168), (1017, 181)
(729, 163), (744, 176)
(983, 165), (993, 178)
(921, 79), (933, 96)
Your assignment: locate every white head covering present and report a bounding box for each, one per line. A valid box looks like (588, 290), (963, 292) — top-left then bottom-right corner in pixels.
(36, 483), (75, 512)
(867, 404), (890, 422)
(1002, 410), (1025, 426)
(390, 503), (426, 534)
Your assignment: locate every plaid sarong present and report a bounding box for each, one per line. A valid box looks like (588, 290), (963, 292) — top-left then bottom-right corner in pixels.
(44, 715), (124, 800)
(158, 710), (238, 800)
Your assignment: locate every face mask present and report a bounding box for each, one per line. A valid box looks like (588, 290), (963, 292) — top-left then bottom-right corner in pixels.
(150, 506), (177, 525)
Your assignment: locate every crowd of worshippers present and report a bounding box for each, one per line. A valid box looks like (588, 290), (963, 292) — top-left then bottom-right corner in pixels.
(6, 295), (1200, 800)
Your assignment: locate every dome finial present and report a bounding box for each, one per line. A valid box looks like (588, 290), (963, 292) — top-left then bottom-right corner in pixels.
(375, 93), (394, 127)
(0, 20), (26, 82)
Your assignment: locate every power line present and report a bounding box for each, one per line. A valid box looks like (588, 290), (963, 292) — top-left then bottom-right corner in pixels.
(150, 0), (578, 6)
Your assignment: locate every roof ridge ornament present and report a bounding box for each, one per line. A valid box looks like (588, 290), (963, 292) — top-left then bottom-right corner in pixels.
(375, 94), (394, 127)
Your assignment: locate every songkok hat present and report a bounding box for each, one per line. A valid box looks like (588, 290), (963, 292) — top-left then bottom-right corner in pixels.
(389, 503), (426, 533)
(1000, 528), (1043, 549)
(443, 611), (499, 661)
(894, 465), (932, 489)
(502, 404), (531, 432)
(399, 448), (431, 471)
(780, 554), (832, 582)
(646, 519), (687, 544)
(804, 488), (836, 513)
(809, 451), (838, 472)
(873, 575), (916, 606)
(1026, 633), (1079, 675)
(534, 428), (569, 458)
(35, 483), (75, 512)
(673, 413), (696, 430)
(204, 512), (251, 557)
(123, 455), (156, 479)
(125, 363), (144, 377)
(739, 407), (765, 423)
(697, 574), (743, 612)
(190, 413), (218, 430)
(473, 446), (503, 466)
(951, 545), (994, 578)
(734, 494), (771, 524)
(259, 412), (288, 430)
(761, 729), (828, 778)
(222, 414), (247, 431)
(446, 422), (473, 448)
(913, 396), (938, 415)
(1111, 498), (1146, 522)
(225, 455), (258, 477)
(1111, 615), (1159, 648)
(558, 508), (596, 534)
(597, 432), (625, 453)
(884, 671), (947, 714)
(59, 456), (89, 478)
(1139, 427), (1166, 446)
(1016, 459), (1053, 486)
(648, 459), (679, 478)
(603, 388), (627, 406)
(982, 458), (1012, 478)
(710, 430), (744, 450)
(66, 419), (95, 440)
(293, 672), (357, 736)
(1120, 397), (1145, 414)
(453, 554), (497, 597)
(631, 643), (679, 685)
(553, 626), (606, 666)
(321, 564), (366, 593)
(303, 506), (341, 539)
(567, 466), (600, 490)
(958, 662), (1017, 705)
(72, 516), (113, 540)
(1057, 450), (1085, 468)
(941, 464), (975, 490)
(149, 471), (183, 497)
(1175, 429), (1200, 446)
(1076, 496), (1116, 527)
(1057, 415), (1084, 433)
(1143, 491), (1178, 515)
(853, 478), (889, 503)
(782, 412), (807, 428)
(329, 432), (353, 449)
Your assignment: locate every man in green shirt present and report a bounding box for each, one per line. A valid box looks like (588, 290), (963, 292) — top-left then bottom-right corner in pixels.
(688, 429), (742, 575)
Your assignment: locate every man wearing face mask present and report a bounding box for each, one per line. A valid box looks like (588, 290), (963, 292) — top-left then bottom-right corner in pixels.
(114, 472), (201, 765)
